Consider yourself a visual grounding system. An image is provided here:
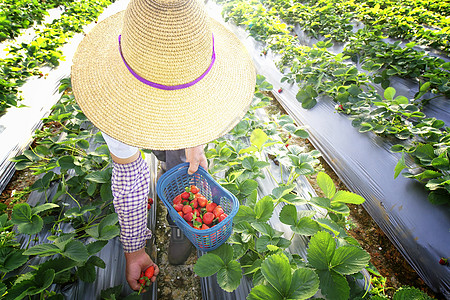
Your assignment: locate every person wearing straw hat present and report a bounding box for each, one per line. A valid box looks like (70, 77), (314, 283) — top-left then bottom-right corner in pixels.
(71, 0), (255, 292)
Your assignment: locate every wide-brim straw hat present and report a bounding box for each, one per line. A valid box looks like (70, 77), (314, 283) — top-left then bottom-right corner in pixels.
(71, 0), (255, 150)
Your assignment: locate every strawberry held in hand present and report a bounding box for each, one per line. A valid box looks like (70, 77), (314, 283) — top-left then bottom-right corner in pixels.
(138, 266), (155, 294)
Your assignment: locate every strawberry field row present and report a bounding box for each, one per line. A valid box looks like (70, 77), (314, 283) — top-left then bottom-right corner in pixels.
(0, 82), (129, 299)
(0, 0), (63, 42)
(1, 75), (434, 299)
(193, 76), (434, 299)
(0, 0), (115, 113)
(218, 0), (450, 206)
(269, 0), (449, 52)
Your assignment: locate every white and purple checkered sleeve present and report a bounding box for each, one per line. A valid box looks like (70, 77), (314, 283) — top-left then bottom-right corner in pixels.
(111, 153), (152, 253)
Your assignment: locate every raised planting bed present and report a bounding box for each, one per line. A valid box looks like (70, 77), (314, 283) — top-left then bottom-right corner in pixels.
(205, 0), (450, 297)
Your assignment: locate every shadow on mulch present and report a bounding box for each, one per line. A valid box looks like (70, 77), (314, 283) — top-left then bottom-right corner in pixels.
(154, 198), (203, 300)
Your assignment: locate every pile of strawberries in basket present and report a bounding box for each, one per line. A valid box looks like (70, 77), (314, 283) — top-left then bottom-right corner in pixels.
(172, 185), (227, 230)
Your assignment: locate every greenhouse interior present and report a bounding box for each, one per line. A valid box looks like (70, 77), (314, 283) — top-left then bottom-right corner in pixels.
(0, 0), (449, 299)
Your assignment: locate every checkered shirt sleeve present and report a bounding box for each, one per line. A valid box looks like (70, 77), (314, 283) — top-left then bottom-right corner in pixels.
(111, 153), (152, 253)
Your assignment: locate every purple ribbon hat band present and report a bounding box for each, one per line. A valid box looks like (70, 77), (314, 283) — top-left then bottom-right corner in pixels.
(118, 35), (216, 90)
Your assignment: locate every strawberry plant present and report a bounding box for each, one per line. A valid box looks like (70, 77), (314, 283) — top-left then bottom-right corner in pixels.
(216, 0), (450, 202)
(0, 0), (115, 113)
(1, 79), (121, 299)
(344, 35), (450, 98)
(193, 76), (372, 299)
(0, 0), (63, 42)
(371, 286), (434, 299)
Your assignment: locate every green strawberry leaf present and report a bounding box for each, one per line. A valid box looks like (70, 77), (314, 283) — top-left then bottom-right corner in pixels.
(317, 269), (350, 300)
(254, 196), (274, 222)
(279, 204), (297, 226)
(0, 248), (28, 273)
(332, 190), (365, 204)
(21, 269), (56, 296)
(272, 184), (296, 200)
(86, 240), (108, 255)
(251, 129), (269, 152)
(63, 240), (89, 262)
(234, 206), (257, 224)
(211, 243), (233, 265)
(216, 260), (242, 292)
(11, 203), (44, 235)
(316, 172), (336, 199)
(194, 253), (224, 277)
(394, 152), (407, 178)
(288, 267), (320, 299)
(291, 217), (320, 236)
(307, 231), (335, 270)
(330, 246), (370, 275)
(31, 203), (59, 215)
(248, 284), (283, 300)
(23, 243), (61, 257)
(261, 253), (291, 296)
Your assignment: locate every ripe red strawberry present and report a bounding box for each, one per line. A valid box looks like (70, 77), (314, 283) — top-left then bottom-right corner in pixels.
(190, 185), (199, 194)
(203, 212), (214, 225)
(213, 206), (224, 218)
(197, 196), (207, 208)
(439, 258), (448, 265)
(190, 198), (198, 209)
(147, 203), (151, 210)
(173, 194), (182, 205)
(206, 202), (217, 213)
(173, 203), (183, 212)
(338, 104), (344, 110)
(201, 224), (210, 230)
(178, 211), (183, 218)
(139, 278), (145, 285)
(145, 266), (154, 278)
(193, 208), (201, 217)
(148, 197), (153, 205)
(183, 212), (193, 222)
(182, 205), (193, 214)
(218, 213), (228, 222)
(278, 88), (283, 93)
(181, 191), (190, 200)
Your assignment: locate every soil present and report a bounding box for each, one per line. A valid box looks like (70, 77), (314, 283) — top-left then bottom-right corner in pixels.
(0, 95), (445, 300)
(153, 191), (202, 300)
(0, 168), (39, 214)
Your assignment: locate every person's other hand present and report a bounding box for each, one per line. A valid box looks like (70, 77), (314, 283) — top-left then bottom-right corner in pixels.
(185, 145), (208, 175)
(124, 248), (159, 291)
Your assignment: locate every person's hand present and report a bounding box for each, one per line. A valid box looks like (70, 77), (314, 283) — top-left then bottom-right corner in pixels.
(124, 248), (159, 291)
(185, 145), (208, 175)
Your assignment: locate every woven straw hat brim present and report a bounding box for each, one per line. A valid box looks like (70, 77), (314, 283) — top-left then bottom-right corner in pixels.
(72, 11), (255, 150)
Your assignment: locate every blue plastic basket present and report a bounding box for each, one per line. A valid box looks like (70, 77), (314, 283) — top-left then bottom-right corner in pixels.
(156, 162), (239, 252)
